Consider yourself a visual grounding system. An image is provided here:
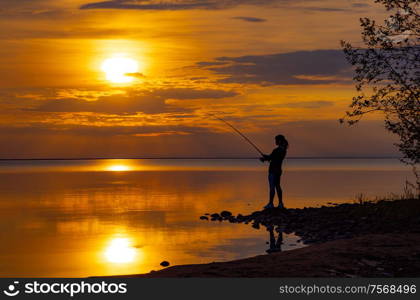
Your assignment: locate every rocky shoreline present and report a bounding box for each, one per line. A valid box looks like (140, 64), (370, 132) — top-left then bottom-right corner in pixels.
(201, 198), (420, 244)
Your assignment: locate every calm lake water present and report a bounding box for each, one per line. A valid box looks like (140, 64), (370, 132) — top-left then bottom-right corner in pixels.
(0, 158), (413, 277)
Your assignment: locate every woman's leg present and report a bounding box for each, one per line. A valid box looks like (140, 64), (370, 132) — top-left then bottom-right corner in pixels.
(268, 173), (275, 204)
(275, 174), (284, 208)
(264, 173), (275, 208)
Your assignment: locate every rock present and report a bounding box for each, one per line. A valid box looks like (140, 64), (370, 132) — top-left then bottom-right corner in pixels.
(160, 261), (170, 267)
(210, 213), (220, 218)
(360, 259), (380, 267)
(200, 216), (209, 220)
(220, 211), (232, 218)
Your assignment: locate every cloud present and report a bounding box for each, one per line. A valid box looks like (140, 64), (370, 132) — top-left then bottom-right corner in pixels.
(150, 88), (237, 99)
(196, 61), (229, 67)
(27, 88), (238, 115)
(198, 49), (352, 85)
(232, 16), (267, 22)
(0, 28), (141, 40)
(80, 0), (212, 10)
(79, 0), (367, 13)
(80, 0), (285, 11)
(0, 122), (212, 138)
(351, 3), (370, 8)
(276, 101), (334, 109)
(126, 72), (145, 78)
(299, 7), (347, 12)
(132, 131), (191, 137)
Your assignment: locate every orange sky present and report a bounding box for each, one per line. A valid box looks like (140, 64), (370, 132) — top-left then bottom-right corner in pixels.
(0, 0), (399, 158)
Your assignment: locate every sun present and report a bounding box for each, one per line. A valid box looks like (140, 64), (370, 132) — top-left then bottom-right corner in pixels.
(101, 56), (139, 84)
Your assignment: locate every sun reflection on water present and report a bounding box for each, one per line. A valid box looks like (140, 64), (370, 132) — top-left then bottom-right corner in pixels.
(104, 237), (138, 264)
(106, 165), (131, 172)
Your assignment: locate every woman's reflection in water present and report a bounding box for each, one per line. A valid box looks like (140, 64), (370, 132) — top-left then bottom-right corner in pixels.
(266, 225), (283, 254)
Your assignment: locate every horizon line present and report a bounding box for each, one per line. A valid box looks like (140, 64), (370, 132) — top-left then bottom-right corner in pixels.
(0, 156), (402, 161)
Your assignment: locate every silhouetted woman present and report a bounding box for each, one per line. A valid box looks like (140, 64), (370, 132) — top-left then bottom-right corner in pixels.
(260, 134), (288, 209)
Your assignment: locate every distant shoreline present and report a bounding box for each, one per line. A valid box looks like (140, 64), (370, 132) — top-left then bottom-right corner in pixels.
(0, 157), (401, 161)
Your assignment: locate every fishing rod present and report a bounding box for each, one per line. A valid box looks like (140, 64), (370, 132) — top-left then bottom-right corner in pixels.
(208, 113), (265, 157)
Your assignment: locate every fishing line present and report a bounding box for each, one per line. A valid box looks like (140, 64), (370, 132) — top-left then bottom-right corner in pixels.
(207, 113), (264, 156)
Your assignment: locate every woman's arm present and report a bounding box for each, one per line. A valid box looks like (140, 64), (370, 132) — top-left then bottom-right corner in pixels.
(259, 154), (271, 162)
